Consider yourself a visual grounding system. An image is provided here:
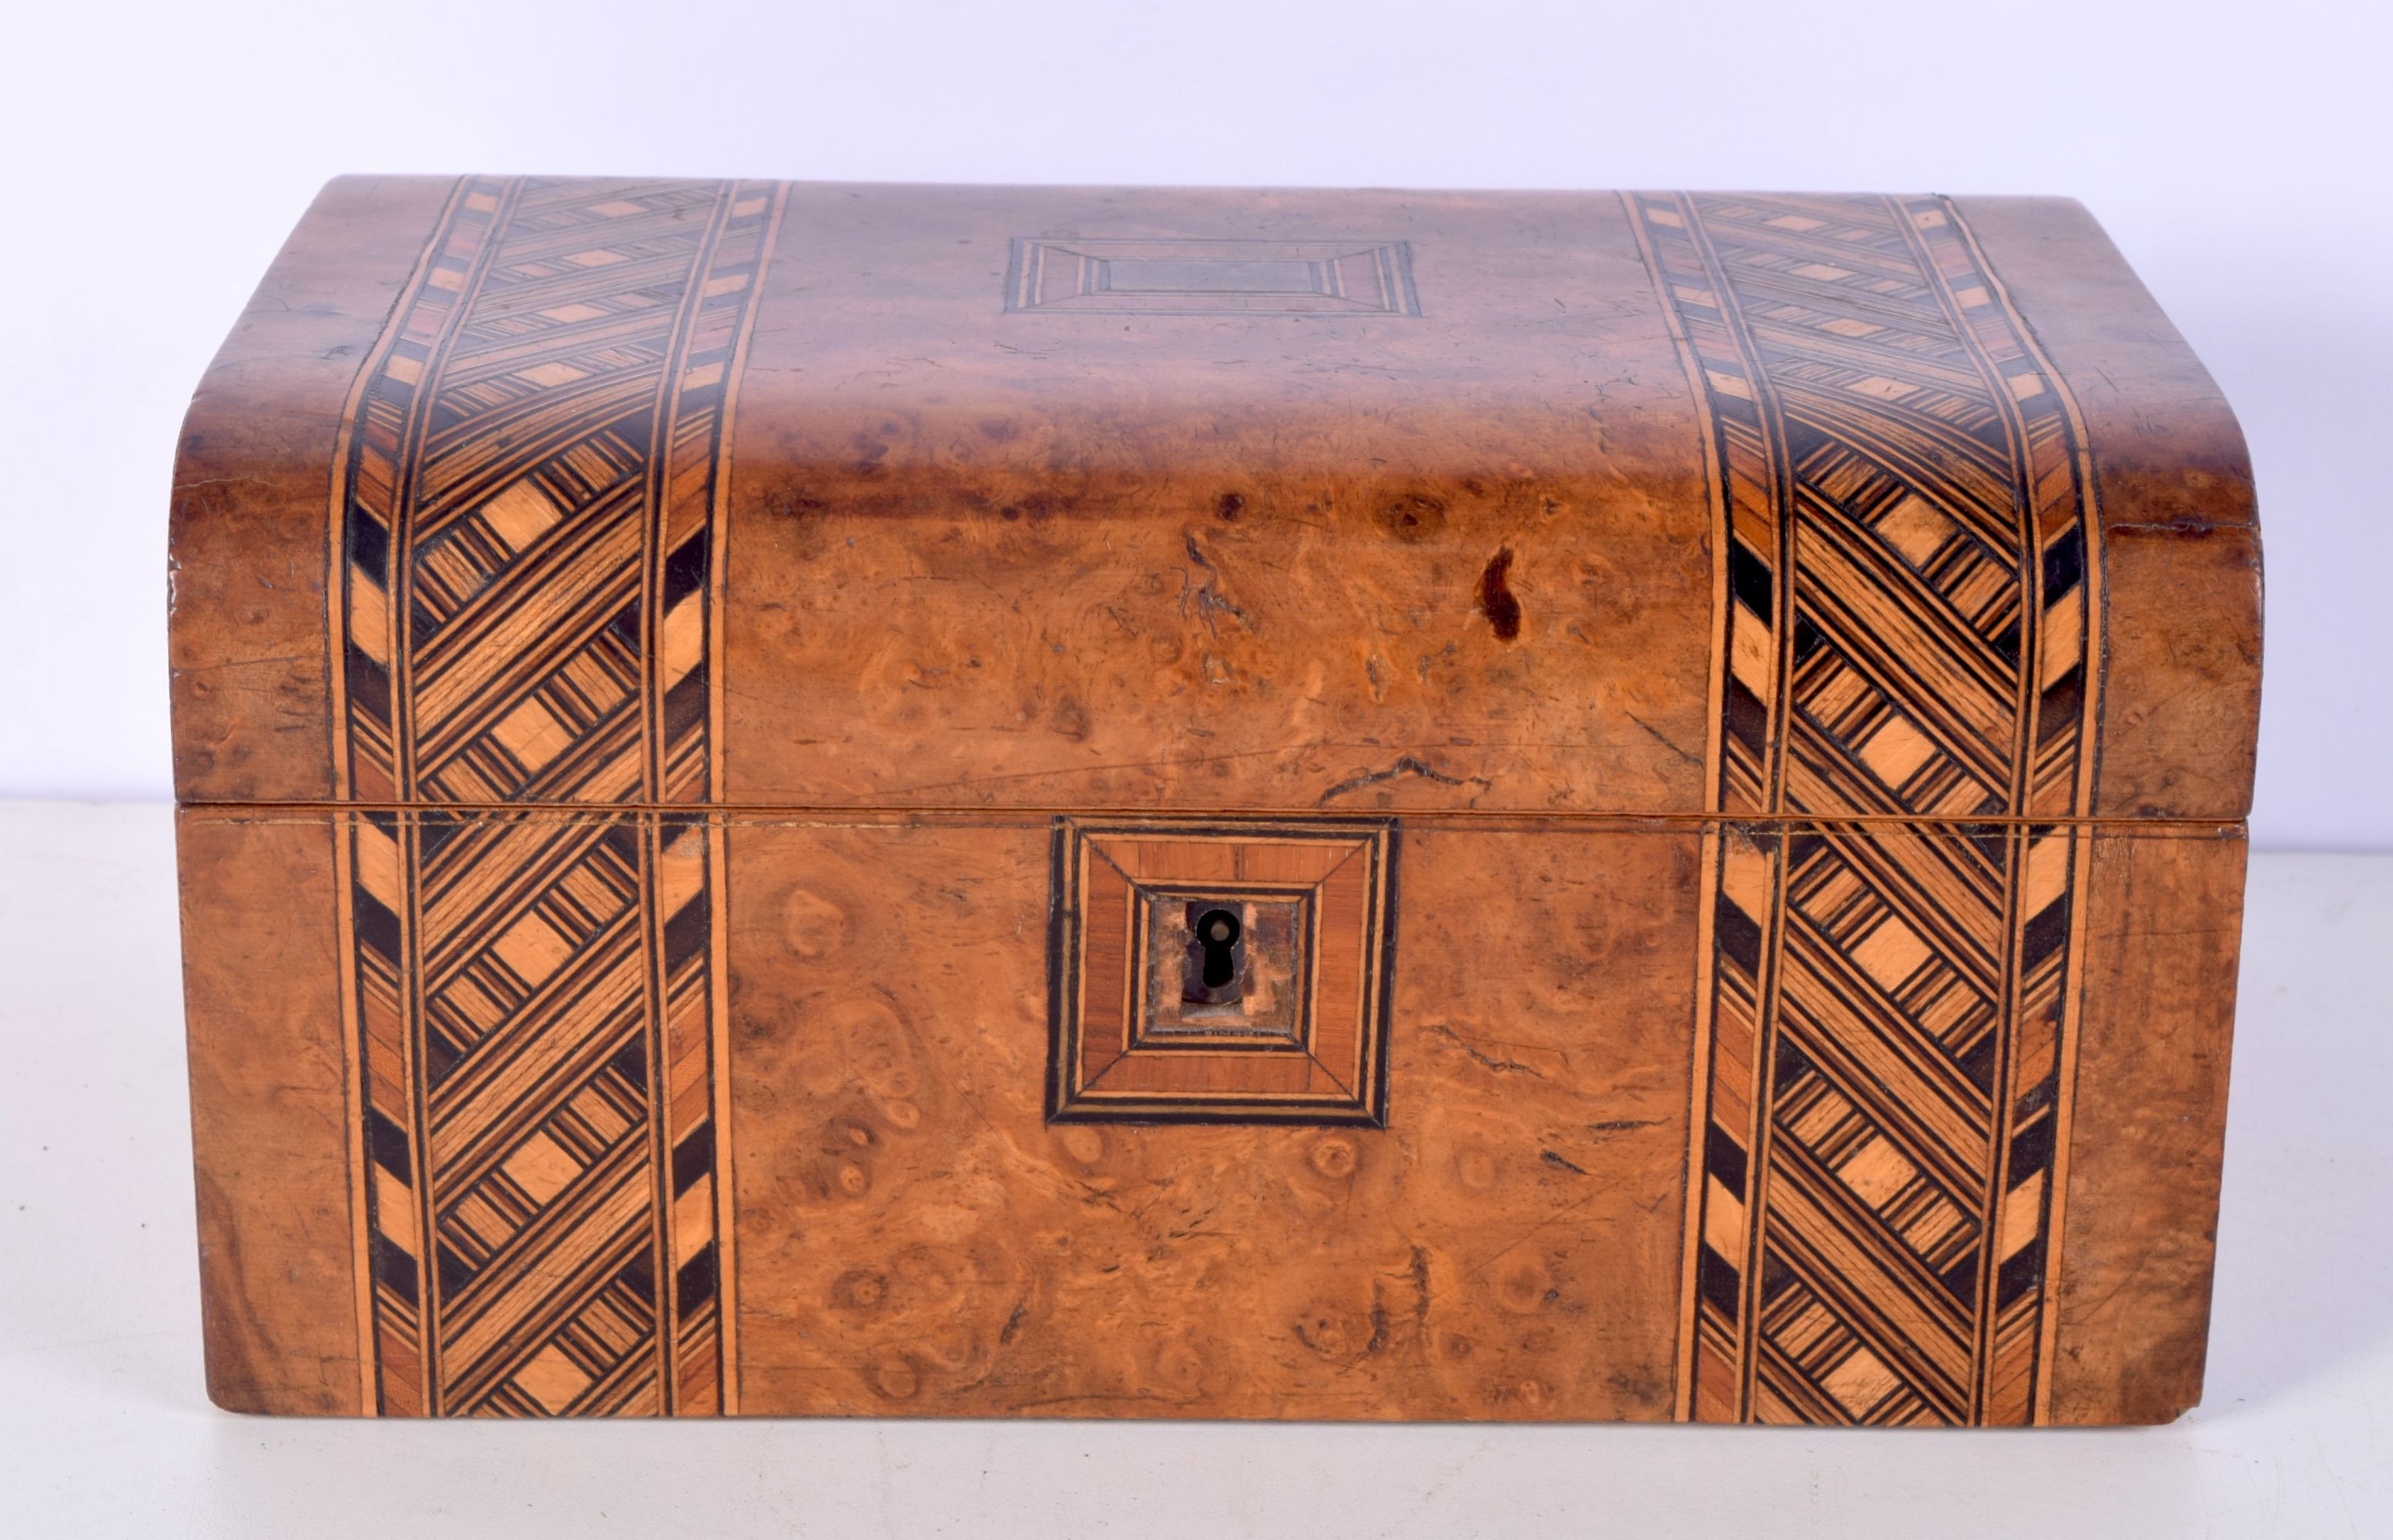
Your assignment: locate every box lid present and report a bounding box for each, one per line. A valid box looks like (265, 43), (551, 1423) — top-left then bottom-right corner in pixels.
(169, 178), (2259, 822)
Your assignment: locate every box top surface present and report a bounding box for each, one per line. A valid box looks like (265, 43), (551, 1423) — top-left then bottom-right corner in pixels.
(169, 178), (2259, 821)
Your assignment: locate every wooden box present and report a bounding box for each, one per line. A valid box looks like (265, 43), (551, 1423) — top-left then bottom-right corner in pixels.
(171, 179), (2260, 1424)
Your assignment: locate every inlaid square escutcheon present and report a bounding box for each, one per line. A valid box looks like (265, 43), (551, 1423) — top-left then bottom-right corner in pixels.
(1047, 817), (1399, 1125)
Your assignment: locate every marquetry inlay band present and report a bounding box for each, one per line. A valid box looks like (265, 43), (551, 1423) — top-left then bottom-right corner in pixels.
(325, 176), (785, 1416)
(1626, 192), (2104, 1427)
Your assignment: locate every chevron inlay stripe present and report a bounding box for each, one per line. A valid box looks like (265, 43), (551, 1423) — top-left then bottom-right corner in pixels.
(327, 176), (784, 1415)
(1627, 193), (2103, 1426)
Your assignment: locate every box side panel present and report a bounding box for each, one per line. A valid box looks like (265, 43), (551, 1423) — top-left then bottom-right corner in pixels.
(725, 819), (1699, 1418)
(170, 176), (459, 805)
(178, 808), (365, 1413)
(2047, 825), (2246, 1424)
(1955, 196), (2262, 822)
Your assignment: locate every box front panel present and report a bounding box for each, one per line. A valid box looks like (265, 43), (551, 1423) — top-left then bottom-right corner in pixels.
(182, 809), (2240, 1422)
(723, 817), (1699, 1418)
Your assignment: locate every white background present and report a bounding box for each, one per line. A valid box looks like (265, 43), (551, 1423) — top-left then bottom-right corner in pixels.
(2, 7), (2391, 1539)
(0, 0), (2387, 846)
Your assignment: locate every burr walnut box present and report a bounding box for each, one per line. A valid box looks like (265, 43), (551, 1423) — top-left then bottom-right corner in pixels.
(171, 178), (2261, 1426)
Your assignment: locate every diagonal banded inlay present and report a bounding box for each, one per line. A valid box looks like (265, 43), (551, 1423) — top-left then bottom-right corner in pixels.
(327, 176), (785, 1417)
(1627, 192), (2103, 1427)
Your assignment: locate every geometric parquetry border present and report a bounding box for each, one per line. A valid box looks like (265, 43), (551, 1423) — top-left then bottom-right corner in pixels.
(323, 176), (786, 1416)
(1626, 192), (2105, 1426)
(1046, 816), (1398, 1126)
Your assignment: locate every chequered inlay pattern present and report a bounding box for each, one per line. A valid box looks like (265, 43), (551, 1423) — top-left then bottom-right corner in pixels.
(330, 177), (783, 1415)
(1627, 193), (2103, 1426)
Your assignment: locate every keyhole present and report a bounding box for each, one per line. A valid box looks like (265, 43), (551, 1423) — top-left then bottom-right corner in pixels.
(1196, 908), (1242, 989)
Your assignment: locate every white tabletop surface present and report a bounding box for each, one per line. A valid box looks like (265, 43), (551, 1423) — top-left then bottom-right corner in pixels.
(2, 801), (2385, 1538)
